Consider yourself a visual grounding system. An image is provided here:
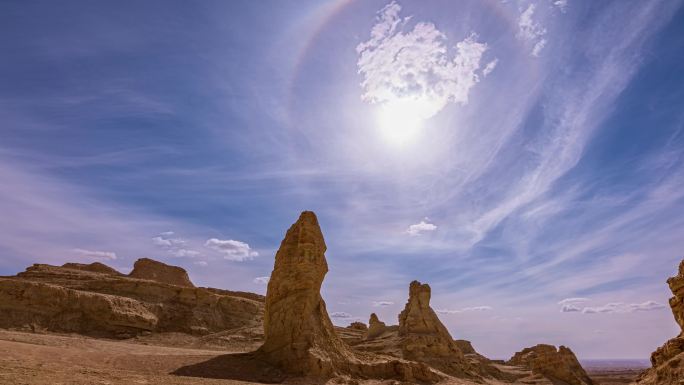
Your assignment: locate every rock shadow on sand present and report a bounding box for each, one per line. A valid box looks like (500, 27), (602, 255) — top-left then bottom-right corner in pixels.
(172, 352), (287, 384)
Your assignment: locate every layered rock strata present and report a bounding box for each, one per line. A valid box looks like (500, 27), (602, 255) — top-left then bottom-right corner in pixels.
(367, 313), (387, 339)
(398, 280), (472, 377)
(507, 344), (593, 385)
(256, 211), (441, 382)
(0, 260), (262, 338)
(638, 259), (684, 385)
(129, 257), (195, 288)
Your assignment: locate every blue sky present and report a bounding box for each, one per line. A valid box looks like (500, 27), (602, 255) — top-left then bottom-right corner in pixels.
(1, 0), (683, 359)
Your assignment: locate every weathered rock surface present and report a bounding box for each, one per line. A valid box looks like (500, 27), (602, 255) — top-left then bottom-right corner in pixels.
(398, 280), (472, 377)
(0, 261), (263, 338)
(62, 262), (122, 276)
(638, 258), (684, 385)
(256, 211), (442, 382)
(508, 344), (593, 385)
(367, 313), (387, 339)
(348, 321), (367, 331)
(129, 257), (195, 288)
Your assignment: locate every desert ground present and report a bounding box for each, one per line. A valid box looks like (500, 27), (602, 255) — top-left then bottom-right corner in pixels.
(0, 330), (646, 385)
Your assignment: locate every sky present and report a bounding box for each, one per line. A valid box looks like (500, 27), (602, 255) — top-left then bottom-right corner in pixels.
(1, 0), (683, 360)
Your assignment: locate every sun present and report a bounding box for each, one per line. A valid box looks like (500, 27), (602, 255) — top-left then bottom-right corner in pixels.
(376, 98), (436, 147)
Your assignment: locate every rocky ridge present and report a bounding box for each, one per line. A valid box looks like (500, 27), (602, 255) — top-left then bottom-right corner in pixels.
(0, 259), (263, 338)
(507, 344), (594, 385)
(638, 258), (684, 385)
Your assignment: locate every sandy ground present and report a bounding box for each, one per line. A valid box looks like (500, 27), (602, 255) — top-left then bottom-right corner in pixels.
(0, 330), (643, 385)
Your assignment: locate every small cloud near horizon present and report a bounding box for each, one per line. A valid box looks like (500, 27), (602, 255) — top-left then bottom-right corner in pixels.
(72, 248), (117, 260)
(253, 276), (270, 284)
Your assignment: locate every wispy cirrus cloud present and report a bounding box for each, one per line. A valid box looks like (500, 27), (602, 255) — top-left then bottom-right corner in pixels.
(436, 306), (493, 314)
(253, 276), (270, 284)
(372, 300), (395, 307)
(72, 248), (117, 260)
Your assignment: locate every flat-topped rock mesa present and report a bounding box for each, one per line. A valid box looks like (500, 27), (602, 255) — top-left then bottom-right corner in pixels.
(508, 344), (593, 385)
(638, 258), (684, 385)
(0, 258), (263, 338)
(256, 211), (442, 382)
(129, 257), (194, 288)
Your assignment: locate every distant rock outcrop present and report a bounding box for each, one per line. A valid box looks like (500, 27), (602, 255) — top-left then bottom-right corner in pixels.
(62, 262), (122, 276)
(638, 258), (684, 385)
(0, 260), (262, 338)
(398, 280), (472, 377)
(257, 211), (442, 382)
(347, 321), (367, 331)
(508, 344), (593, 385)
(367, 313), (387, 339)
(129, 257), (194, 288)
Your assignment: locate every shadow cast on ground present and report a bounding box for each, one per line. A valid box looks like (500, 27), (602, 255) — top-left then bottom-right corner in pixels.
(172, 352), (287, 383)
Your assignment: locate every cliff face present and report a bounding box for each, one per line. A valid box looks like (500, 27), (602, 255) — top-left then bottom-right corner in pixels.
(0, 260), (263, 338)
(129, 258), (195, 288)
(508, 344), (593, 385)
(638, 259), (684, 385)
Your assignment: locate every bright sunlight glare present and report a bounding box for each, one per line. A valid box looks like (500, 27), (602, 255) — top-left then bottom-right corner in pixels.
(376, 98), (437, 147)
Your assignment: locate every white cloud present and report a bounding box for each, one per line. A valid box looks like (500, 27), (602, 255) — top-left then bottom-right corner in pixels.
(372, 300), (395, 307)
(330, 311), (353, 318)
(406, 219), (437, 236)
(518, 4), (547, 56)
(629, 300), (667, 312)
(152, 232), (185, 248)
(205, 238), (258, 261)
(176, 249), (200, 257)
(558, 297), (590, 305)
(483, 59), (498, 77)
(559, 300), (667, 314)
(357, 1), (490, 120)
(553, 0), (568, 13)
(193, 261), (208, 267)
(560, 304), (581, 313)
(72, 248), (117, 260)
(152, 232), (201, 258)
(436, 306), (492, 314)
(253, 276), (270, 284)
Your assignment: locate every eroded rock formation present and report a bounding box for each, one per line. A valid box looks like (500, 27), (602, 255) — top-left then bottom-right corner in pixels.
(257, 211), (354, 375)
(397, 281), (472, 376)
(367, 313), (387, 339)
(129, 257), (195, 288)
(256, 211), (442, 382)
(348, 321), (367, 331)
(0, 261), (262, 338)
(638, 258), (684, 385)
(508, 344), (593, 385)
